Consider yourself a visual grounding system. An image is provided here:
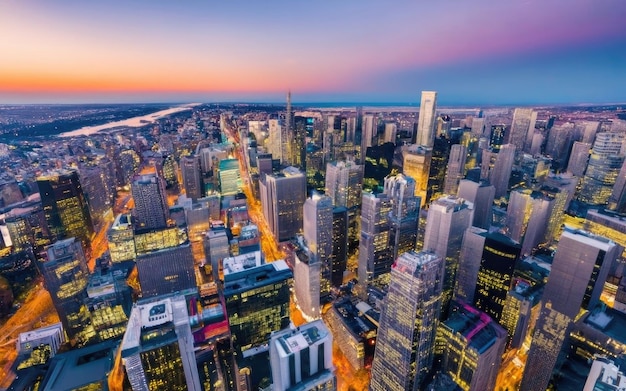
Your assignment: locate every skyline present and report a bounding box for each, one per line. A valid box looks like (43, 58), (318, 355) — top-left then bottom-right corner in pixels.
(2, 1), (626, 105)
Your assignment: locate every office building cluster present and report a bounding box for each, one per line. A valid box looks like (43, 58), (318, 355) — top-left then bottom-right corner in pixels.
(1, 95), (626, 390)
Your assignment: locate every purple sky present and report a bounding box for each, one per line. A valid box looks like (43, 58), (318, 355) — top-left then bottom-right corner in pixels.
(1, 0), (625, 104)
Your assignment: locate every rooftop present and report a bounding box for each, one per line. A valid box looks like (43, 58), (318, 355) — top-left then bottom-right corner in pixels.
(444, 302), (507, 354)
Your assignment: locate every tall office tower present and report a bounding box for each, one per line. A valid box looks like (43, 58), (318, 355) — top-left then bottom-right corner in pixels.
(223, 260), (292, 352)
(507, 108), (537, 155)
(471, 117), (485, 137)
(107, 213), (135, 263)
(331, 207), (348, 287)
(578, 132), (626, 206)
(443, 144), (467, 195)
(584, 357), (626, 390)
(361, 114), (376, 156)
(78, 165), (113, 224)
(281, 91), (293, 165)
(121, 295), (202, 391)
(423, 195), (474, 316)
(325, 160), (363, 209)
(608, 159), (626, 213)
(545, 122), (576, 170)
(268, 119), (283, 161)
(39, 238), (95, 345)
(270, 320), (336, 391)
(506, 188), (553, 255)
(303, 193), (333, 298)
(489, 124), (506, 152)
(260, 166), (306, 242)
(567, 141), (591, 177)
(540, 186), (568, 244)
(218, 159), (241, 196)
(416, 91), (438, 148)
(293, 244), (321, 319)
(435, 114), (452, 141)
(489, 143), (516, 198)
(500, 279), (538, 349)
(457, 179), (495, 229)
(136, 244), (196, 298)
(579, 120), (601, 144)
(180, 155), (202, 200)
(131, 173), (170, 230)
(471, 233), (520, 322)
(436, 302), (507, 391)
(403, 144), (432, 206)
(325, 159), (363, 251)
(521, 228), (621, 391)
(37, 169), (95, 247)
(291, 116), (308, 170)
(358, 192), (392, 288)
(370, 251), (444, 391)
(205, 227), (229, 282)
(384, 174), (421, 260)
(426, 137), (452, 203)
(383, 123), (397, 144)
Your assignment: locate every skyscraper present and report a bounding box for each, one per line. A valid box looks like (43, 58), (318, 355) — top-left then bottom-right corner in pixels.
(457, 179), (495, 229)
(131, 173), (170, 230)
(331, 207), (348, 288)
(423, 195), (474, 315)
(506, 188), (553, 255)
(384, 174), (420, 261)
(416, 91), (438, 147)
(39, 238), (95, 345)
(180, 155), (202, 200)
(403, 144), (431, 206)
(443, 144), (467, 195)
(269, 320), (336, 391)
(358, 192), (392, 288)
(282, 91), (293, 166)
(578, 132), (626, 206)
(370, 251), (444, 391)
(567, 141), (591, 177)
(436, 302), (507, 391)
(136, 244), (197, 298)
(303, 192), (333, 298)
(608, 159), (626, 213)
(489, 143), (516, 198)
(37, 169), (95, 247)
(325, 160), (363, 209)
(508, 108), (537, 155)
(259, 166), (306, 242)
(521, 228), (621, 391)
(472, 233), (520, 322)
(121, 295), (202, 391)
(223, 260), (292, 353)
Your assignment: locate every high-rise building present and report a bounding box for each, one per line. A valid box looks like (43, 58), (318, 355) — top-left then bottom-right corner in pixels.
(358, 192), (392, 288)
(325, 208), (345, 287)
(416, 91), (438, 147)
(39, 238), (95, 345)
(423, 195), (474, 316)
(218, 159), (241, 196)
(384, 174), (420, 261)
(472, 233), (520, 322)
(37, 169), (95, 247)
(457, 179), (495, 229)
(567, 141), (591, 177)
(506, 188), (553, 256)
(131, 173), (170, 230)
(489, 143), (516, 198)
(508, 108), (537, 155)
(578, 132), (626, 206)
(121, 295), (202, 391)
(370, 251), (444, 391)
(269, 320), (336, 391)
(443, 144), (467, 195)
(454, 227), (488, 303)
(180, 155), (202, 200)
(259, 166), (306, 242)
(223, 260), (292, 352)
(325, 160), (363, 209)
(282, 91), (293, 166)
(521, 228), (622, 391)
(293, 243), (321, 319)
(403, 144), (431, 206)
(609, 159), (626, 213)
(303, 192), (333, 299)
(383, 123), (397, 144)
(107, 213), (135, 263)
(583, 357), (626, 391)
(489, 124), (506, 152)
(291, 116), (308, 170)
(500, 278), (540, 348)
(436, 302), (507, 391)
(136, 244), (196, 298)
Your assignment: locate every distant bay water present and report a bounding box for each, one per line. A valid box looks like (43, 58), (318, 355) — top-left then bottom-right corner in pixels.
(59, 103), (200, 138)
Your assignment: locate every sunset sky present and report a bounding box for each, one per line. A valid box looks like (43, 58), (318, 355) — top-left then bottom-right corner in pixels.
(1, 0), (625, 104)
